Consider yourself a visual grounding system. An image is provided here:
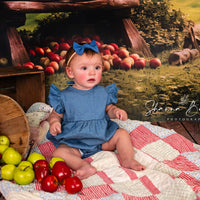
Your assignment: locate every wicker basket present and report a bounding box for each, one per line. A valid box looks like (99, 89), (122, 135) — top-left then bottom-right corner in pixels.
(0, 94), (30, 158)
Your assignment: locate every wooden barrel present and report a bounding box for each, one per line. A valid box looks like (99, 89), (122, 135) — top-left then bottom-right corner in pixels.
(0, 94), (30, 158)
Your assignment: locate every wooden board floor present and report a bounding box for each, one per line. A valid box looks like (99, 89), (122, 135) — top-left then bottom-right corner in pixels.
(152, 121), (200, 144)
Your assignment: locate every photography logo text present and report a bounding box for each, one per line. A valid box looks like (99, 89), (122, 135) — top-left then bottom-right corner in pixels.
(145, 95), (200, 121)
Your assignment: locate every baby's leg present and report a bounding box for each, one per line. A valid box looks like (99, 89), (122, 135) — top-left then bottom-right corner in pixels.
(102, 129), (145, 171)
(52, 144), (96, 179)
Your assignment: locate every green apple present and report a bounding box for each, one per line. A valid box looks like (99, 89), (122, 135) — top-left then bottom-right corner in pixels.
(2, 147), (22, 165)
(27, 152), (45, 164)
(0, 135), (10, 146)
(18, 161), (33, 169)
(1, 164), (16, 180)
(0, 144), (9, 154)
(49, 157), (65, 169)
(14, 165), (35, 185)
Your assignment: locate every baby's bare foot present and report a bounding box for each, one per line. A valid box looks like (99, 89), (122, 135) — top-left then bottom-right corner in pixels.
(121, 159), (145, 171)
(74, 164), (97, 180)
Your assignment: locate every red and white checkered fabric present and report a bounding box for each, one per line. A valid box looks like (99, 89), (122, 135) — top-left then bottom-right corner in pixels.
(1, 118), (200, 200)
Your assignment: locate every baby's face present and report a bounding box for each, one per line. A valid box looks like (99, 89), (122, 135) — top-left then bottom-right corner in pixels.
(68, 53), (103, 90)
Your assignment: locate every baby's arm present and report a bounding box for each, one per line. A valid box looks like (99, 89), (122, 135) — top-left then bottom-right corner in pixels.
(106, 104), (128, 121)
(48, 109), (63, 136)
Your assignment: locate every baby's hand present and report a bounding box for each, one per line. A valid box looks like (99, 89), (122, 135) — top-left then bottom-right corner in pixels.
(115, 108), (128, 121)
(49, 121), (61, 136)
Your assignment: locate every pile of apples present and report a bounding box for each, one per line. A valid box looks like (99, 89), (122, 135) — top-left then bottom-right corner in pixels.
(33, 157), (83, 194)
(19, 35), (161, 74)
(0, 135), (82, 194)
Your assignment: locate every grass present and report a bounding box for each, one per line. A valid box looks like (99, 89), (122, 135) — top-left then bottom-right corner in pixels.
(171, 0), (200, 24)
(45, 56), (200, 122)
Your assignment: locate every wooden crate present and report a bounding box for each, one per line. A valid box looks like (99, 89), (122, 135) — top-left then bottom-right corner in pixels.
(0, 67), (45, 111)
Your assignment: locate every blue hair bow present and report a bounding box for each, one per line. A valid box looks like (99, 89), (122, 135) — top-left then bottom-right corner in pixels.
(73, 40), (99, 55)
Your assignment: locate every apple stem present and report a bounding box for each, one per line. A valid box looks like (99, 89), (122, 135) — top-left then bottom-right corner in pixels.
(23, 166), (30, 171)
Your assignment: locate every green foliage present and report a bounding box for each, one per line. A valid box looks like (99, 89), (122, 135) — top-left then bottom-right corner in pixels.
(32, 12), (71, 41)
(131, 0), (189, 53)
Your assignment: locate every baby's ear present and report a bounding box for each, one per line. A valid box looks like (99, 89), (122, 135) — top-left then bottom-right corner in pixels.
(66, 66), (74, 79)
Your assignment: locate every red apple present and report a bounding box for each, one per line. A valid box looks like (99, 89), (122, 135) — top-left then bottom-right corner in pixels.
(110, 43), (119, 51)
(23, 62), (34, 69)
(130, 53), (140, 61)
(112, 53), (119, 59)
(51, 161), (71, 185)
(134, 58), (146, 69)
(102, 54), (111, 61)
(103, 60), (111, 71)
(120, 60), (131, 70)
(118, 48), (129, 59)
(33, 160), (49, 171)
(94, 41), (101, 48)
(65, 176), (83, 194)
(59, 42), (70, 51)
(49, 61), (59, 71)
(123, 57), (134, 66)
(50, 42), (59, 53)
(81, 37), (91, 44)
(41, 175), (58, 193)
(149, 58), (161, 68)
(35, 47), (45, 56)
(102, 49), (111, 55)
(28, 49), (36, 57)
(45, 66), (55, 75)
(113, 56), (122, 68)
(34, 65), (44, 71)
(47, 52), (61, 62)
(40, 57), (50, 66)
(106, 45), (115, 54)
(60, 50), (67, 57)
(35, 166), (50, 182)
(43, 47), (52, 54)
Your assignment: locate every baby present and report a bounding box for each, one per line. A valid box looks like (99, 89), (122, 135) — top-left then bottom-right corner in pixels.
(47, 40), (145, 179)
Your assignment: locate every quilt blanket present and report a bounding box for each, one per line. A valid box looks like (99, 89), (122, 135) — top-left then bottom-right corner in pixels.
(0, 103), (200, 200)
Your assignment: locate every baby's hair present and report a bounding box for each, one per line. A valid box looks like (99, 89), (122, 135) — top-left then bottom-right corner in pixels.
(64, 43), (100, 68)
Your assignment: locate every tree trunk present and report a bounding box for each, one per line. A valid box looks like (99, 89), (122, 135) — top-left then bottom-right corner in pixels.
(1, 0), (139, 13)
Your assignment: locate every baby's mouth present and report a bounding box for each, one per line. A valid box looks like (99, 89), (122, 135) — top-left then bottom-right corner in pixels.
(87, 78), (95, 82)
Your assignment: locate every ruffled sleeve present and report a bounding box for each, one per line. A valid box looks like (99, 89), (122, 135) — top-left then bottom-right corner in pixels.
(105, 83), (119, 105)
(48, 84), (65, 113)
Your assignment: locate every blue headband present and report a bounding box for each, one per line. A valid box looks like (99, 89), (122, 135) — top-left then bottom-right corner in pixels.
(73, 40), (99, 55)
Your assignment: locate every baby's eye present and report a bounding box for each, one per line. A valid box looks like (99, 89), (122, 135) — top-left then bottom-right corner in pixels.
(95, 65), (102, 70)
(81, 66), (87, 70)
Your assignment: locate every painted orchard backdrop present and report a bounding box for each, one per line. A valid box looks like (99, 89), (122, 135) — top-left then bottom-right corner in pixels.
(1, 0), (200, 122)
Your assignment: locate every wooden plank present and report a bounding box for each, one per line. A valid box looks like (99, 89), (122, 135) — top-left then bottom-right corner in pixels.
(0, 67), (43, 77)
(6, 27), (30, 66)
(1, 0), (140, 13)
(181, 121), (200, 144)
(16, 72), (45, 111)
(121, 18), (152, 57)
(154, 121), (196, 143)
